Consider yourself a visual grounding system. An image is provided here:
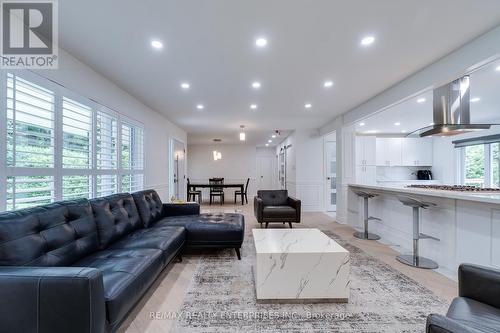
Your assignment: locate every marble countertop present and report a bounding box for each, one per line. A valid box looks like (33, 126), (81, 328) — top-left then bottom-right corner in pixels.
(252, 228), (348, 254)
(349, 183), (500, 205)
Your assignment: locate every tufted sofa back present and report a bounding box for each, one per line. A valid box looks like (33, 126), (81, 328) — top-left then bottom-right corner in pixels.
(0, 199), (99, 266)
(90, 193), (142, 249)
(257, 190), (289, 206)
(131, 190), (164, 227)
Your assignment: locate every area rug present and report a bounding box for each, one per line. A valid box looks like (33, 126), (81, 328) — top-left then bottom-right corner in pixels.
(172, 229), (448, 332)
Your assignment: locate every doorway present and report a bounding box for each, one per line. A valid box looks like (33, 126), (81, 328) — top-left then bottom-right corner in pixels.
(170, 138), (186, 200)
(257, 155), (274, 190)
(324, 133), (337, 212)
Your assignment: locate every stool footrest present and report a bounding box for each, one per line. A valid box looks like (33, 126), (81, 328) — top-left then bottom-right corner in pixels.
(419, 233), (440, 241)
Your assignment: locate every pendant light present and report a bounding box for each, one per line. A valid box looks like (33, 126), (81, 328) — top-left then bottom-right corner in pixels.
(239, 125), (246, 141)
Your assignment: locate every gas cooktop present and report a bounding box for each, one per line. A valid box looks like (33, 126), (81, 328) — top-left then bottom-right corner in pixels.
(406, 185), (500, 192)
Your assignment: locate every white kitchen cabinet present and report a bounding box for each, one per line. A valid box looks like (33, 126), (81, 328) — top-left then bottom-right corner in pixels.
(376, 138), (402, 166)
(355, 136), (376, 166)
(401, 138), (433, 166)
(355, 165), (377, 185)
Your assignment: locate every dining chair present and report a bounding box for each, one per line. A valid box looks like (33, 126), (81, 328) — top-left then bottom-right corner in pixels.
(234, 177), (250, 204)
(187, 178), (202, 204)
(209, 177), (224, 205)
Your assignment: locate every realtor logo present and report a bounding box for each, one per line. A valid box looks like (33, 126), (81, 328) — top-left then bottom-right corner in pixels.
(1, 0), (58, 69)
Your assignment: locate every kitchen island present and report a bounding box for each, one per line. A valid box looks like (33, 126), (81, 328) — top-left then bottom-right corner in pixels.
(348, 183), (500, 278)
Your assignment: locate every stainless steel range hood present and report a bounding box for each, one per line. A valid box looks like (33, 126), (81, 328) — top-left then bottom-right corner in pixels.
(412, 76), (491, 137)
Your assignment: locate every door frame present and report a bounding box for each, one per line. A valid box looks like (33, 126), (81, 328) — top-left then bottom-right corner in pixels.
(323, 131), (337, 212)
(169, 137), (186, 200)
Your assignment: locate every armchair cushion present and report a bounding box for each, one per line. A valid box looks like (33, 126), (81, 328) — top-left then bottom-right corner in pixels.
(459, 264), (500, 309)
(257, 190), (289, 206)
(446, 297), (500, 332)
(263, 206), (297, 219)
(426, 314), (483, 333)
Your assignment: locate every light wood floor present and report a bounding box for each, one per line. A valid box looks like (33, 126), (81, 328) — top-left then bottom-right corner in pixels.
(119, 203), (457, 333)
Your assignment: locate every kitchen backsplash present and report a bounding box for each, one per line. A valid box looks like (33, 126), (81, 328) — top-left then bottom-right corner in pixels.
(376, 166), (432, 181)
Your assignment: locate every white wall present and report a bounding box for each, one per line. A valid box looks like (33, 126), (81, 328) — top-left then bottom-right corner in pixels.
(18, 48), (187, 201)
(187, 144), (258, 200)
(276, 130), (325, 212)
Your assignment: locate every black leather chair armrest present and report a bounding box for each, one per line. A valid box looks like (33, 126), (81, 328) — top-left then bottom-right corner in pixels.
(254, 196), (264, 223)
(426, 313), (482, 333)
(287, 196), (301, 220)
(458, 263), (500, 309)
(0, 266), (105, 333)
(162, 202), (200, 217)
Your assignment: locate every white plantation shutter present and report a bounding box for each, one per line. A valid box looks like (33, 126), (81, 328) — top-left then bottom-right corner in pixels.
(96, 111), (118, 170)
(1, 72), (145, 211)
(6, 73), (55, 168)
(97, 174), (117, 197)
(6, 176), (55, 210)
(62, 175), (92, 200)
(62, 97), (92, 169)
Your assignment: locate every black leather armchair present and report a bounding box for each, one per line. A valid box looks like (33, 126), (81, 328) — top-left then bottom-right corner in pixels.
(426, 264), (500, 332)
(254, 190), (301, 228)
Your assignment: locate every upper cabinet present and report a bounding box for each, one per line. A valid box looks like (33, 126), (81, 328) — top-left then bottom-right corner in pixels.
(376, 138), (402, 166)
(355, 136), (376, 166)
(374, 137), (433, 167)
(401, 138), (433, 166)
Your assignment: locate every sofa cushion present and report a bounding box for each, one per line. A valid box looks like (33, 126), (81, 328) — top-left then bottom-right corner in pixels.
(153, 213), (244, 246)
(0, 199), (99, 266)
(90, 193), (142, 249)
(263, 206), (297, 219)
(257, 190), (289, 206)
(446, 297), (500, 332)
(132, 190), (164, 227)
(109, 226), (186, 264)
(72, 248), (163, 327)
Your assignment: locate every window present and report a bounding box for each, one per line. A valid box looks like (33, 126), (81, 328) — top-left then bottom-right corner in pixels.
(1, 72), (145, 211)
(7, 73), (55, 168)
(62, 97), (92, 169)
(461, 143), (500, 188)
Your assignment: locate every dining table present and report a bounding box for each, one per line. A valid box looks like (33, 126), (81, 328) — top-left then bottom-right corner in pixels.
(187, 182), (246, 205)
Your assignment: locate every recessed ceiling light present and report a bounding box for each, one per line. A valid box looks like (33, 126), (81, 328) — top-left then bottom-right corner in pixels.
(417, 98), (426, 103)
(265, 143), (269, 147)
(196, 104), (204, 110)
(495, 65), (500, 72)
(429, 122), (435, 126)
(268, 139), (272, 143)
(180, 82), (190, 89)
(271, 134), (276, 138)
(470, 97), (481, 102)
(250, 104), (258, 110)
(304, 103), (312, 109)
(255, 37), (268, 48)
(394, 122), (401, 126)
(401, 130), (407, 133)
(360, 36), (375, 46)
(252, 81), (261, 89)
(359, 122), (365, 126)
(323, 80), (334, 88)
(151, 40), (163, 49)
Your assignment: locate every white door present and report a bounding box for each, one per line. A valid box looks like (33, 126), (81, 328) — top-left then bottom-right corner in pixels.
(170, 139), (186, 200)
(257, 156), (274, 190)
(325, 141), (337, 212)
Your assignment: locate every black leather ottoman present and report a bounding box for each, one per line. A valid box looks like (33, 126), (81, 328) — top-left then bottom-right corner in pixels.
(153, 213), (245, 259)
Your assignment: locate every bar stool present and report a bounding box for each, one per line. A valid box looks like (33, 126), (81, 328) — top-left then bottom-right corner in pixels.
(396, 196), (440, 269)
(351, 188), (381, 240)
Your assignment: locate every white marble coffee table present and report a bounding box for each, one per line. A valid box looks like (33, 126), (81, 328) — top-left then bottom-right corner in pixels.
(253, 228), (350, 302)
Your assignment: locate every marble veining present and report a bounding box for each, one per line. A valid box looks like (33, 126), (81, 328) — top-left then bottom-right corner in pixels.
(253, 228), (350, 301)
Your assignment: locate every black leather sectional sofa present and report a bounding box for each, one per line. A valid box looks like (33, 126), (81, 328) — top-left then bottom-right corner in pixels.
(0, 189), (244, 333)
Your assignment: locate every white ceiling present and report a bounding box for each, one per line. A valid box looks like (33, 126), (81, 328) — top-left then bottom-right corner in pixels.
(58, 0), (500, 146)
(356, 60), (500, 135)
